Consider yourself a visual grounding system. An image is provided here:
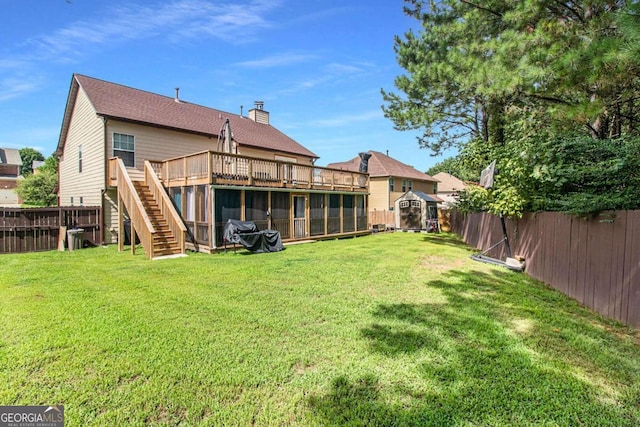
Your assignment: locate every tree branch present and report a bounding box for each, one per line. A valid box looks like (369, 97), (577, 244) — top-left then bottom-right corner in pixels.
(459, 0), (503, 18)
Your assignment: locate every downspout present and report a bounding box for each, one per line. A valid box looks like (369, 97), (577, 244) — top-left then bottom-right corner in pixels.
(102, 116), (109, 243)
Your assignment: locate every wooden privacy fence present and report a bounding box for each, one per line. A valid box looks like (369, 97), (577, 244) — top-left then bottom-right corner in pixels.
(450, 210), (640, 327)
(1, 207), (102, 253)
(368, 210), (396, 230)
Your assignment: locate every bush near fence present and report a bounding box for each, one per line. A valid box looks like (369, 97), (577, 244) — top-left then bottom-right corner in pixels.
(451, 210), (640, 327)
(1, 207), (102, 253)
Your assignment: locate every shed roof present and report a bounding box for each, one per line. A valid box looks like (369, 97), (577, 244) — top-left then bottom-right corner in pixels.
(399, 190), (442, 203)
(0, 148), (22, 166)
(56, 74), (318, 159)
(326, 150), (438, 182)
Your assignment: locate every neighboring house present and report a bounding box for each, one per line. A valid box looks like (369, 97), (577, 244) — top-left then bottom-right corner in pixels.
(32, 160), (45, 173)
(432, 172), (467, 209)
(0, 148), (23, 206)
(327, 150), (439, 227)
(55, 74), (369, 258)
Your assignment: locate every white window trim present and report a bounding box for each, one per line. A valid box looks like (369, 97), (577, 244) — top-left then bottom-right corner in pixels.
(112, 132), (136, 167)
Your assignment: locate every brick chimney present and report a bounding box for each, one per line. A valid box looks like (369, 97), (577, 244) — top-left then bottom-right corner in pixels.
(248, 101), (269, 125)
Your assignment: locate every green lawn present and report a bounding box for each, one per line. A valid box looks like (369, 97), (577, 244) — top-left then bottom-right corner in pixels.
(1, 232), (638, 426)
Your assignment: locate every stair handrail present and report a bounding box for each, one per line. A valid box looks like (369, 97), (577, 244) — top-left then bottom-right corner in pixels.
(115, 158), (156, 259)
(144, 160), (187, 254)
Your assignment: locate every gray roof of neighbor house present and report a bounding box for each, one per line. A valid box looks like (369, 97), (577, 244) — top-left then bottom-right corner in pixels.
(0, 148), (22, 166)
(432, 172), (466, 192)
(327, 150), (438, 182)
(56, 74), (318, 159)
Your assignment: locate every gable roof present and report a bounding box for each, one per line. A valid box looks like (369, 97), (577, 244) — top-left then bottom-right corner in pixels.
(433, 172), (467, 192)
(56, 74), (318, 159)
(327, 150), (438, 182)
(0, 148), (22, 166)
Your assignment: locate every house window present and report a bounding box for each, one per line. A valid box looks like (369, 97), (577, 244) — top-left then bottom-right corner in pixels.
(113, 133), (135, 167)
(78, 145), (82, 173)
(434, 183), (438, 193)
(402, 180), (407, 192)
(79, 196), (83, 206)
(70, 197), (73, 206)
(408, 180), (413, 191)
(400, 200), (410, 208)
(411, 200), (420, 208)
(389, 178), (395, 192)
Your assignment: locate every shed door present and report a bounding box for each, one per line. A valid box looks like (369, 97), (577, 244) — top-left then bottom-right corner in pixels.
(399, 200), (421, 229)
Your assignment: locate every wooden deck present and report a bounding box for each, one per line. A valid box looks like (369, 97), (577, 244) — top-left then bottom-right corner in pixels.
(109, 151), (368, 193)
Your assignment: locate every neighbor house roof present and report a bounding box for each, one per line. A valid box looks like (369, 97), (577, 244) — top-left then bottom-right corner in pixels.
(327, 150), (438, 182)
(56, 74), (318, 159)
(433, 172), (466, 192)
(0, 148), (22, 166)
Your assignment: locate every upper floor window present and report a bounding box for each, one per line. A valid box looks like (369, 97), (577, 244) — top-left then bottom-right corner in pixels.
(78, 145), (82, 173)
(113, 133), (135, 167)
(408, 180), (413, 191)
(389, 178), (395, 192)
(402, 179), (407, 192)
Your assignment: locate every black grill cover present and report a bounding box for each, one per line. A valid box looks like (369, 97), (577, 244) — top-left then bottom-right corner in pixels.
(223, 219), (284, 253)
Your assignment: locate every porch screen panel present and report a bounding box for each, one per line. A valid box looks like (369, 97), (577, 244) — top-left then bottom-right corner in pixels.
(215, 189), (241, 246)
(245, 190), (268, 230)
(195, 185), (208, 245)
(310, 193), (325, 236)
(184, 186), (195, 239)
(343, 194), (354, 232)
(270, 192), (290, 239)
(356, 195), (367, 231)
(170, 188), (182, 214)
(328, 194), (340, 234)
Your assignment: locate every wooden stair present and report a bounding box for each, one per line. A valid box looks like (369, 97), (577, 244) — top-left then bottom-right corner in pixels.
(132, 181), (182, 258)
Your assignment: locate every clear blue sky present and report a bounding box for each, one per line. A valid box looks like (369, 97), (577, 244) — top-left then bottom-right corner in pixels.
(0, 0), (455, 170)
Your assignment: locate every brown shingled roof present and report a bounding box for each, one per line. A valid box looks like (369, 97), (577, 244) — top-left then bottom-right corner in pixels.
(327, 150), (438, 182)
(57, 74), (318, 159)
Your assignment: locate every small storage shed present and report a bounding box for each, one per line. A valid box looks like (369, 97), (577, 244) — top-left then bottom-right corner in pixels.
(395, 190), (440, 231)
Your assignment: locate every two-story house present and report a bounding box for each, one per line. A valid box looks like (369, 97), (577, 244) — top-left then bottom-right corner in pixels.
(56, 74), (369, 258)
(327, 150), (439, 227)
(0, 148), (23, 206)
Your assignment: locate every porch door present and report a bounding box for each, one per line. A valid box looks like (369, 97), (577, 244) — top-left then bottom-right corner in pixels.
(293, 195), (307, 238)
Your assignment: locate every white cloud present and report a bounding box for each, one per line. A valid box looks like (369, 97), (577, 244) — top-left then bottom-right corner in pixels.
(234, 53), (317, 68)
(0, 78), (42, 102)
(0, 0), (283, 102)
(29, 0), (281, 59)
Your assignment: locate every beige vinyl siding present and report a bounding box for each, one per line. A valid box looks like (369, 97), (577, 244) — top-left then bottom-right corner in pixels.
(367, 176), (438, 212)
(238, 145), (315, 165)
(411, 179), (438, 195)
(106, 121), (215, 166)
(58, 87), (105, 207)
(368, 178), (391, 211)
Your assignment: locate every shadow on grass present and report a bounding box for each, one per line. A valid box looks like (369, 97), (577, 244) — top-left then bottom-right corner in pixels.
(420, 232), (473, 250)
(308, 268), (640, 426)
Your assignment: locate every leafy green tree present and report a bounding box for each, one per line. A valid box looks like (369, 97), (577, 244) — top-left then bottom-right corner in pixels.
(16, 155), (58, 206)
(18, 147), (45, 176)
(382, 0), (640, 155)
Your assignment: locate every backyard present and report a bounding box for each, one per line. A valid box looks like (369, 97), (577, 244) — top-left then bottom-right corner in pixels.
(0, 232), (638, 426)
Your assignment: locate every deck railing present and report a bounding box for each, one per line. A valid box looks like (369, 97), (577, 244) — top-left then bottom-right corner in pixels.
(144, 160), (187, 255)
(113, 158), (156, 259)
(118, 150), (369, 192)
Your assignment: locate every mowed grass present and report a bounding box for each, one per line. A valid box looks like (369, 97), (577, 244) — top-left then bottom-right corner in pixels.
(0, 232), (639, 426)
